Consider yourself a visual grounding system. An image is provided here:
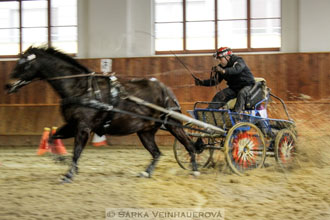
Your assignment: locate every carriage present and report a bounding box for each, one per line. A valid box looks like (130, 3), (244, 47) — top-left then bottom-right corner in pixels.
(5, 46), (297, 182)
(173, 78), (298, 175)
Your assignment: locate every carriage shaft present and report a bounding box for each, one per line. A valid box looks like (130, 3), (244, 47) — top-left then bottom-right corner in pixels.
(128, 96), (226, 134)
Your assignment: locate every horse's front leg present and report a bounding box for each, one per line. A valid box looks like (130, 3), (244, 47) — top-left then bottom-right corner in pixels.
(49, 123), (75, 142)
(45, 124), (76, 164)
(62, 123), (90, 183)
(137, 129), (162, 178)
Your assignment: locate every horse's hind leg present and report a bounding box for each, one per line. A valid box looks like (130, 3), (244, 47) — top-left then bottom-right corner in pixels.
(165, 120), (199, 175)
(137, 129), (161, 178)
(62, 123), (90, 183)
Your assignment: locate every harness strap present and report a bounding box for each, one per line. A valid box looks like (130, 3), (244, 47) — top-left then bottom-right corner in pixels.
(87, 76), (93, 98)
(92, 76), (102, 100)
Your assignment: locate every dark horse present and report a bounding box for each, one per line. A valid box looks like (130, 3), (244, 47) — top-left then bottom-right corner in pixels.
(5, 46), (199, 183)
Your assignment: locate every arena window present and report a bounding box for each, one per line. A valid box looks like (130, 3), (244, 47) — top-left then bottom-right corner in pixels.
(0, 0), (77, 57)
(154, 0), (281, 54)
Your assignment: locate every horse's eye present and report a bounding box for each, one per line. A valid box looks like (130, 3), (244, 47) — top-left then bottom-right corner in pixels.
(24, 63), (31, 71)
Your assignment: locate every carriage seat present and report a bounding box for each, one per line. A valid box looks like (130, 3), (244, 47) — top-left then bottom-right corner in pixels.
(226, 77), (267, 110)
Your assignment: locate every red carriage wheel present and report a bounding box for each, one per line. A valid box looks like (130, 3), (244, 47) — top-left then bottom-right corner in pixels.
(275, 128), (297, 169)
(225, 122), (266, 175)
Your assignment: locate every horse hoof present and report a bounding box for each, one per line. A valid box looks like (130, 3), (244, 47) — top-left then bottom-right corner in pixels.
(60, 176), (72, 184)
(139, 171), (150, 178)
(191, 171), (201, 177)
(53, 156), (68, 164)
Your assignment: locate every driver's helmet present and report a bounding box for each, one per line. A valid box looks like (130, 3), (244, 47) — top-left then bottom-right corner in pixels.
(213, 47), (232, 59)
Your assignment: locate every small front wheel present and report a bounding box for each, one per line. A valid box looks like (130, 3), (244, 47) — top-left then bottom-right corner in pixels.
(225, 122), (266, 175)
(173, 123), (214, 170)
(275, 128), (297, 169)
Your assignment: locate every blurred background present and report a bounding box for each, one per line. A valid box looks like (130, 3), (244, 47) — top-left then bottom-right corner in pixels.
(0, 0), (329, 146)
(0, 2), (329, 220)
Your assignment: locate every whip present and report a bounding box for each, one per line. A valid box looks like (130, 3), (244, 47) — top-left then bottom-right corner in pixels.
(170, 51), (199, 80)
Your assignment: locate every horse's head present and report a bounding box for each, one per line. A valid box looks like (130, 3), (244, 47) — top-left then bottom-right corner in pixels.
(5, 47), (44, 94)
(5, 46), (91, 94)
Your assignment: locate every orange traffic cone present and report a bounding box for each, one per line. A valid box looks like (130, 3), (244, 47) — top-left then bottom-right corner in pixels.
(37, 127), (51, 155)
(50, 127), (67, 155)
(92, 133), (107, 147)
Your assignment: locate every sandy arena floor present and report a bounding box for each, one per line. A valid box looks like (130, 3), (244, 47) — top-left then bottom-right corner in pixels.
(0, 107), (329, 220)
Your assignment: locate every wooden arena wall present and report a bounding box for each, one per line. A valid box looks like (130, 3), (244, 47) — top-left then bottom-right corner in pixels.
(0, 53), (329, 146)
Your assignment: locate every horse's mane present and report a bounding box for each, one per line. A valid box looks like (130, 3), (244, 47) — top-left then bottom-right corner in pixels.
(28, 46), (91, 73)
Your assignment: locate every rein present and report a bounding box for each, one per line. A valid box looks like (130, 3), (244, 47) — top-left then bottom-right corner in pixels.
(48, 72), (116, 80)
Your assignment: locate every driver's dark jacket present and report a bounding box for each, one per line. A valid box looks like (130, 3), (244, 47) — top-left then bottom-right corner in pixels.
(200, 55), (255, 91)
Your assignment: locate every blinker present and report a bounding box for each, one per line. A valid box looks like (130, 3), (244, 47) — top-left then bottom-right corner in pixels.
(27, 54), (36, 61)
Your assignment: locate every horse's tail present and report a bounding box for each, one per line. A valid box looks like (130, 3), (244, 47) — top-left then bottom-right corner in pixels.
(157, 81), (182, 112)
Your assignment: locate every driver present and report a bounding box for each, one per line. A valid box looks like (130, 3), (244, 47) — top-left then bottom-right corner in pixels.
(194, 47), (255, 112)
